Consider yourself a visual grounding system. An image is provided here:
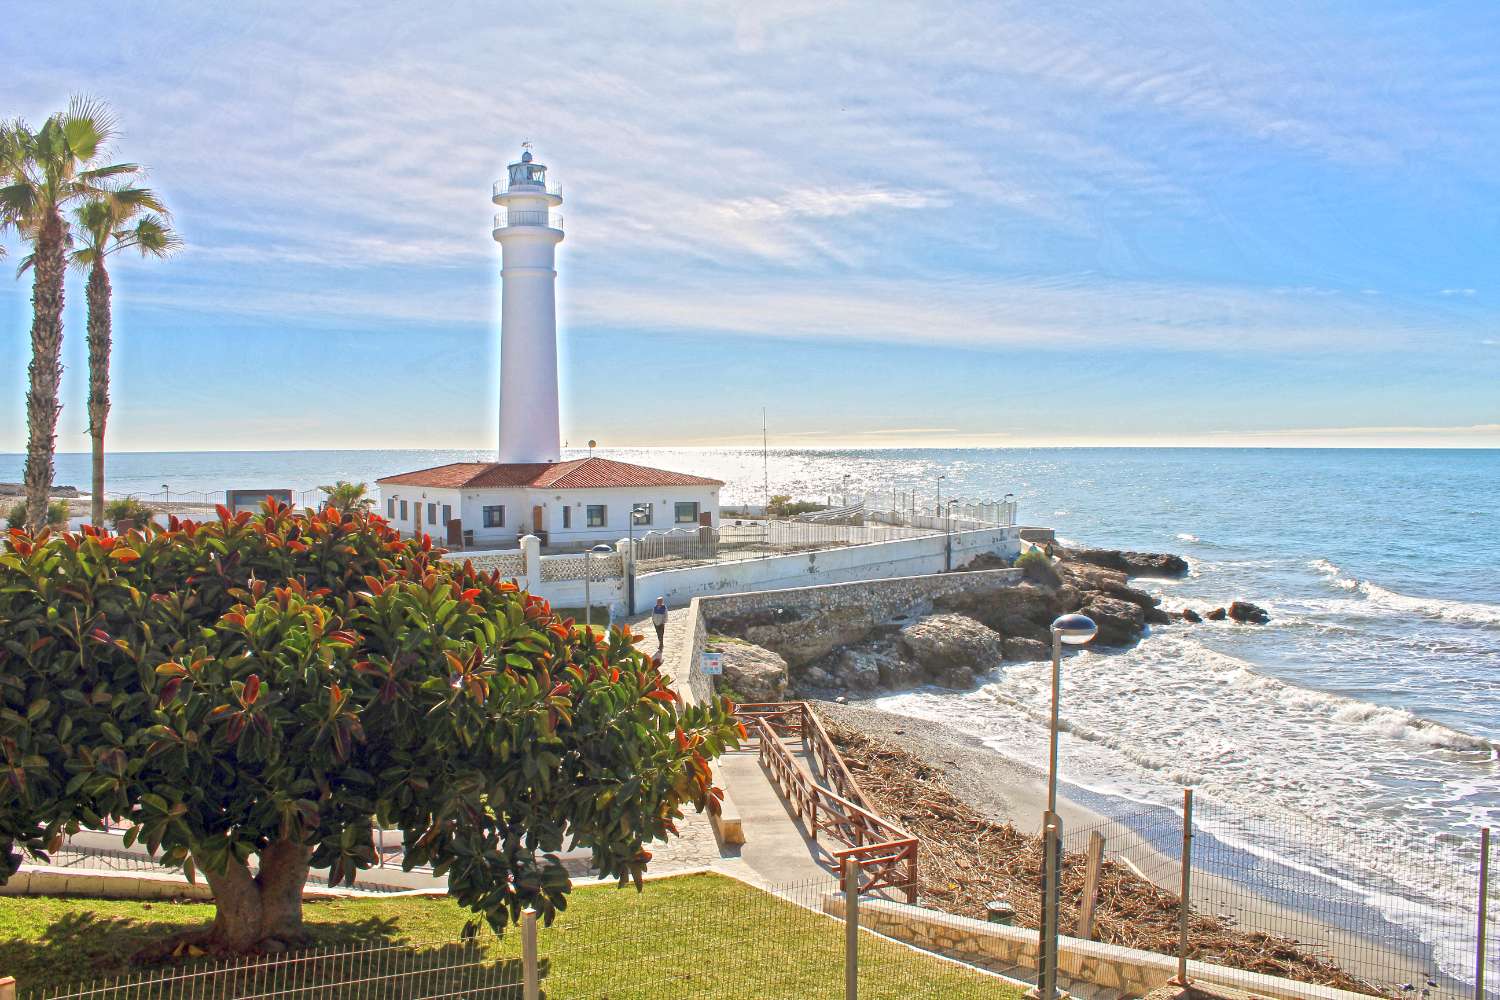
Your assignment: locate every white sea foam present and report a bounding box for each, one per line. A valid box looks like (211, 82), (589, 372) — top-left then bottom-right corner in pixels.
(1310, 558), (1500, 625)
(1176, 532), (1200, 542)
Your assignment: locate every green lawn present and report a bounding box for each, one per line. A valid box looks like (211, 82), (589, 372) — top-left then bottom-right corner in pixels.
(0, 873), (1018, 999)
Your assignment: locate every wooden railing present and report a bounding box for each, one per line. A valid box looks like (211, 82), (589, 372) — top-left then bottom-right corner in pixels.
(736, 702), (918, 902)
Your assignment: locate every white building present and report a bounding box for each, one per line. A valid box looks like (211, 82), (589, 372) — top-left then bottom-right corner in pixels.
(377, 148), (723, 547)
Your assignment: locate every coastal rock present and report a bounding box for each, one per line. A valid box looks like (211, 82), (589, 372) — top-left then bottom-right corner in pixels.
(742, 605), (877, 668)
(932, 665), (979, 689)
(1078, 595), (1147, 646)
(716, 641), (790, 702)
(1206, 607), (1227, 621)
(833, 648), (884, 694)
(898, 614), (1006, 680)
(1056, 561), (1169, 623)
(1228, 601), (1270, 625)
(1181, 608), (1203, 624)
(1003, 636), (1050, 661)
(1062, 547), (1189, 577)
(797, 665), (839, 691)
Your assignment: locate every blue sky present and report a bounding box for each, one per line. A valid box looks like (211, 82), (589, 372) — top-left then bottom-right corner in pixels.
(3, 0), (1498, 452)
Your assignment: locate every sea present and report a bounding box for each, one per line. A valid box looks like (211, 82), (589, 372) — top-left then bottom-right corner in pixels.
(5, 446), (1497, 984)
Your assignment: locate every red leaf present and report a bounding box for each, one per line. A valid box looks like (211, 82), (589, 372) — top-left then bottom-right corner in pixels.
(461, 588), (481, 602)
(243, 674), (261, 706)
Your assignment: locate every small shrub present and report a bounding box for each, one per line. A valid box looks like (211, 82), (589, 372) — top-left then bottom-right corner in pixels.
(1015, 546), (1059, 584)
(102, 495), (156, 528)
(5, 500), (68, 530)
(767, 495), (828, 519)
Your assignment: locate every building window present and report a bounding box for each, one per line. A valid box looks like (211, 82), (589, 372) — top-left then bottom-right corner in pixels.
(483, 505), (505, 528)
(634, 503), (653, 526)
(399, 500), (409, 521)
(441, 504), (452, 525)
(426, 503), (437, 523)
(675, 501), (700, 524)
(586, 504), (606, 528)
(562, 506), (571, 529)
(387, 497), (395, 518)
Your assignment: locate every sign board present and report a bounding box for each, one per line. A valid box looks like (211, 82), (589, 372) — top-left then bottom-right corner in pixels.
(700, 652), (723, 676)
(225, 488), (294, 513)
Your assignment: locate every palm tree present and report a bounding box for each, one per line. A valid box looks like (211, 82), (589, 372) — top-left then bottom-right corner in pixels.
(318, 480), (376, 515)
(69, 191), (179, 525)
(0, 97), (139, 533)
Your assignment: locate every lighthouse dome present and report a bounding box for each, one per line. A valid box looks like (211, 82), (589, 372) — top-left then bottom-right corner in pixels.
(521, 150), (533, 162)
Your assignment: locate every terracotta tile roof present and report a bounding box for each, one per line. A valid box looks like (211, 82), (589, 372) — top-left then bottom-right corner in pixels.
(377, 457), (724, 490)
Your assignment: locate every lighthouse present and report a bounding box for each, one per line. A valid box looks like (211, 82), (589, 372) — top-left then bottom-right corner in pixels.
(492, 149), (564, 464)
(375, 147), (722, 558)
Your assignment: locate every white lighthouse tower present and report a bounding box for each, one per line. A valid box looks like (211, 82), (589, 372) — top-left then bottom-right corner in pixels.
(492, 148), (564, 464)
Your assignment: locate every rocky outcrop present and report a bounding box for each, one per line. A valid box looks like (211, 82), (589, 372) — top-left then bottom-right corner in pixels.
(1205, 607), (1227, 621)
(740, 605), (879, 668)
(1002, 636), (1050, 661)
(1061, 547), (1188, 577)
(1180, 608), (1203, 623)
(1228, 601), (1270, 624)
(1055, 561), (1171, 624)
(1078, 595), (1147, 646)
(898, 614), (1007, 688)
(715, 640), (790, 702)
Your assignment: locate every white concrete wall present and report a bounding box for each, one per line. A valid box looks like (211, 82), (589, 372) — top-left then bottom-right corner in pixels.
(378, 486), (465, 539)
(631, 524), (1018, 615)
(530, 485), (720, 545)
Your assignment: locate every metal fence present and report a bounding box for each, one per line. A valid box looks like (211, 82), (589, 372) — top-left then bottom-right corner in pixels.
(1052, 797), (1496, 1000)
(830, 492), (1018, 529)
(630, 520), (942, 571)
(16, 872), (1012, 1000)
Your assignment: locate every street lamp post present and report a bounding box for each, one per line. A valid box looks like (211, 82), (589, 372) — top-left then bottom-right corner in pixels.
(945, 499), (958, 571)
(936, 474), (946, 518)
(1036, 612), (1098, 1000)
(162, 484), (170, 508)
(625, 504), (646, 614)
(583, 543), (614, 630)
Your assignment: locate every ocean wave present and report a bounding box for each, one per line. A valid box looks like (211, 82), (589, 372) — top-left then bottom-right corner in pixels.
(1309, 558), (1500, 625)
(1176, 532), (1200, 543)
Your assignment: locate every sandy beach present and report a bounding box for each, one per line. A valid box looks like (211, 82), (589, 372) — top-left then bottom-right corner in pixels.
(814, 699), (1440, 995)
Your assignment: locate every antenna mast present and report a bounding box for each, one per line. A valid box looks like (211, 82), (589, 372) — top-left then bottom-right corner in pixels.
(762, 407), (769, 511)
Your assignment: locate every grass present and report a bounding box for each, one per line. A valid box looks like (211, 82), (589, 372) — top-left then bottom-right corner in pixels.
(0, 873), (1020, 999)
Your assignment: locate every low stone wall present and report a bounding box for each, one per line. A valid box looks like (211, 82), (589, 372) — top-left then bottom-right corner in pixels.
(671, 566), (1023, 705)
(821, 895), (1374, 1000)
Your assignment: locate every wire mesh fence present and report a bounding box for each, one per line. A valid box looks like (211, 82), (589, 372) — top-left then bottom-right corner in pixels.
(14, 872), (1018, 1000)
(1050, 796), (1496, 1000)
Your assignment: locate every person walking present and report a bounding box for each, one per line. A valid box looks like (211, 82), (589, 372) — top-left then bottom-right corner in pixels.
(651, 596), (668, 649)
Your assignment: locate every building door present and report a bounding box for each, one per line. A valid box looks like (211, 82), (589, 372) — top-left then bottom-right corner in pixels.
(532, 506), (544, 533)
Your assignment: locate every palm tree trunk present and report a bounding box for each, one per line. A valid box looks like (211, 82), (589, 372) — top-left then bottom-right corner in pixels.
(23, 209), (66, 535)
(86, 259), (112, 527)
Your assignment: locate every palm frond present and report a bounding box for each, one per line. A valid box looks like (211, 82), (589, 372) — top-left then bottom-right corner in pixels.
(15, 250), (37, 276)
(77, 162), (139, 182)
(125, 214), (182, 258)
(62, 95), (119, 161)
(109, 184), (169, 215)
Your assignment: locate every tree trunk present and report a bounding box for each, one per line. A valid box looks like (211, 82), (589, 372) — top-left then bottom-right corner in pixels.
(159, 841), (313, 957)
(86, 260), (112, 528)
(23, 210), (66, 535)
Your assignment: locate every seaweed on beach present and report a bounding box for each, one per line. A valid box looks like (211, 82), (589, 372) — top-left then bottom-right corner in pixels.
(817, 714), (1388, 996)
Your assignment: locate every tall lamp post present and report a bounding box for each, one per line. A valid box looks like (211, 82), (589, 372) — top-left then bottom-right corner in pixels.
(583, 543), (614, 630)
(945, 499), (958, 571)
(162, 484), (170, 508)
(1036, 612), (1098, 1000)
(935, 473), (946, 518)
(625, 503), (647, 614)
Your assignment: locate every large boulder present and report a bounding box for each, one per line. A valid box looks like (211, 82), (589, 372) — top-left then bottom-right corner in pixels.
(1061, 547), (1188, 578)
(796, 664), (839, 692)
(715, 640), (790, 702)
(1003, 636), (1050, 661)
(1205, 607), (1227, 621)
(1056, 562), (1168, 622)
(898, 614), (1007, 681)
(832, 648), (883, 694)
(1078, 596), (1147, 646)
(743, 605), (878, 668)
(1228, 601), (1270, 625)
